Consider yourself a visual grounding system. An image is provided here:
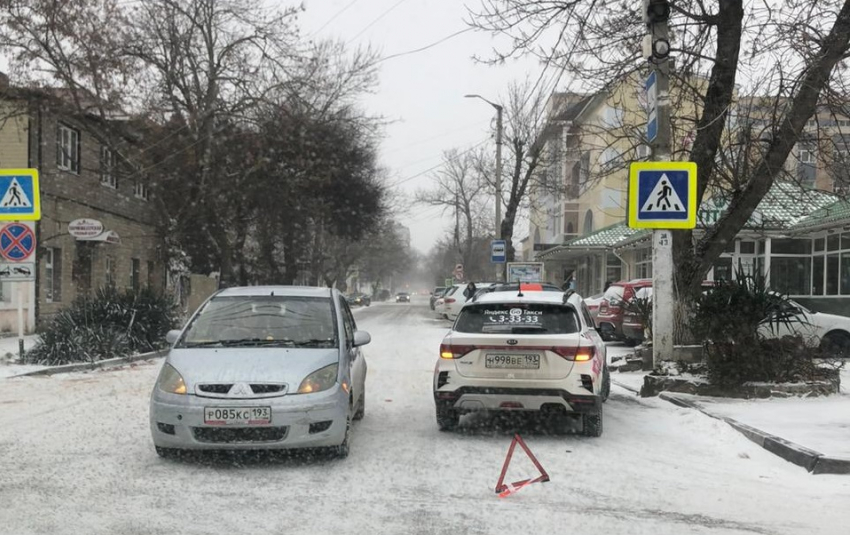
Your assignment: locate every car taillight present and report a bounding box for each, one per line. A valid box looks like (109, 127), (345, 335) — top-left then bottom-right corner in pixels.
(445, 298), (456, 304)
(440, 343), (475, 359)
(550, 346), (596, 361)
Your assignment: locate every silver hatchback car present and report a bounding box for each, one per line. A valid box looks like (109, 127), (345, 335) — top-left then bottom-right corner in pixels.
(150, 286), (370, 458)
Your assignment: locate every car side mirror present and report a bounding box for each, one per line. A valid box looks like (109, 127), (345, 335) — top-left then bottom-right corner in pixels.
(353, 330), (371, 347)
(165, 329), (181, 345)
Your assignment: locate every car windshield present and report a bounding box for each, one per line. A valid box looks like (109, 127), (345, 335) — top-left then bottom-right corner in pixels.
(455, 303), (580, 334)
(178, 296), (337, 348)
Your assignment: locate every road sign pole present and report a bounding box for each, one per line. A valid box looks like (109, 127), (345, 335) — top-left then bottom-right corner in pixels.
(17, 282), (24, 359)
(649, 6), (674, 367)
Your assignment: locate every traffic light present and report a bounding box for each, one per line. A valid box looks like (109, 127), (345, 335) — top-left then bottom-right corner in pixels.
(642, 0), (671, 61)
(644, 0), (670, 24)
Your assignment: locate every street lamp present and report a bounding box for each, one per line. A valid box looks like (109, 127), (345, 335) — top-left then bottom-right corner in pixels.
(465, 94), (503, 279)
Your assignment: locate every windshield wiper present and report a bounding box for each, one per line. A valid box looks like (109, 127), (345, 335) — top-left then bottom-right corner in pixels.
(295, 338), (336, 347)
(184, 338), (297, 348)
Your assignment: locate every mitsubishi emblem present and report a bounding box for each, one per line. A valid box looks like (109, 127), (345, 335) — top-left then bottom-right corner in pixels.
(230, 383), (250, 396)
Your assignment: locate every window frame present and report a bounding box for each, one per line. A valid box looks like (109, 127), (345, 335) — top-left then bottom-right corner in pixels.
(56, 123), (81, 174)
(100, 146), (117, 188)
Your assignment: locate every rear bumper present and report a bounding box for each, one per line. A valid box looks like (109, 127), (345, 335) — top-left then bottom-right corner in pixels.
(434, 386), (601, 414)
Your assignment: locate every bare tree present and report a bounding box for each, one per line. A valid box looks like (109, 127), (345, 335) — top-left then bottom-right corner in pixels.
(416, 148), (491, 278)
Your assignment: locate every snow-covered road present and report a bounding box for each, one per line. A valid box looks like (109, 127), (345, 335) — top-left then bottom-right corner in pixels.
(1, 297), (848, 535)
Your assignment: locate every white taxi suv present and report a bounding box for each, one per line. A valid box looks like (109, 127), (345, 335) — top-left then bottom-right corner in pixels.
(432, 284), (610, 437)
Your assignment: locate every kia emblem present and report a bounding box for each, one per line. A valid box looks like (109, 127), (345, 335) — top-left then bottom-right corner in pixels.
(507, 339), (518, 345)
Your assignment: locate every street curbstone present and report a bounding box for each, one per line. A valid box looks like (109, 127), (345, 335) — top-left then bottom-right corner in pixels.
(723, 418), (767, 448)
(812, 456), (850, 475)
(762, 436), (823, 472)
(9, 350), (164, 378)
(611, 378), (640, 395)
(656, 392), (850, 475)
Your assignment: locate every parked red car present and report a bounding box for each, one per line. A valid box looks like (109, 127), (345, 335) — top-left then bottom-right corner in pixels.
(595, 279), (653, 344)
(621, 281), (719, 345)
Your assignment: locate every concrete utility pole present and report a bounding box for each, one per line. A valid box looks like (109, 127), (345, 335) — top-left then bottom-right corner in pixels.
(465, 94), (504, 281)
(644, 0), (675, 366)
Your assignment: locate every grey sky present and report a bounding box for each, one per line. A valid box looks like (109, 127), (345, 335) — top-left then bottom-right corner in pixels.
(297, 0), (541, 254)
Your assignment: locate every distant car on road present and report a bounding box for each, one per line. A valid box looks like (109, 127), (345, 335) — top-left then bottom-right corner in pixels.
(150, 285), (370, 458)
(395, 292), (410, 303)
(346, 293), (371, 307)
(596, 279), (652, 343)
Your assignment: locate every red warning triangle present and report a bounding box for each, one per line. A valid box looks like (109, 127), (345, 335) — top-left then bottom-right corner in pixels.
(495, 434), (550, 497)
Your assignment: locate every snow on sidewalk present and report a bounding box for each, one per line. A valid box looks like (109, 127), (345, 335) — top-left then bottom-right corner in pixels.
(0, 334), (43, 378)
(613, 366), (850, 459)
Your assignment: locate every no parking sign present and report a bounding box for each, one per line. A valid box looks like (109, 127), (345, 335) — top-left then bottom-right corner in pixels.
(0, 222), (35, 262)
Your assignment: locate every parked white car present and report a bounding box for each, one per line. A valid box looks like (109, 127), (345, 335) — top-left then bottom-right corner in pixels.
(759, 299), (850, 356)
(433, 287), (609, 436)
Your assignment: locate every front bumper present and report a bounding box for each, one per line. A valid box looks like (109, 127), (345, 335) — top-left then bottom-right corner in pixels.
(150, 385), (349, 450)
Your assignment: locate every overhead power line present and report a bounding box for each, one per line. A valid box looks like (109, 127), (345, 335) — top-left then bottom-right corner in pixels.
(310, 0), (362, 36)
(347, 0), (412, 44)
(387, 137), (490, 189)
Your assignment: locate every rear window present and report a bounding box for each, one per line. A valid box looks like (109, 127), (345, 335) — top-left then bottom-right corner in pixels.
(454, 303), (580, 334)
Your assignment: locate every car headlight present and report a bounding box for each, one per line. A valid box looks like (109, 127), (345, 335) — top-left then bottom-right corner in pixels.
(157, 363), (187, 395)
(297, 363), (339, 394)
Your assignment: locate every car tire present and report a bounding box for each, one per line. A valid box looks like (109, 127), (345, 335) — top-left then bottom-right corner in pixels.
(819, 331), (850, 358)
(601, 366), (611, 403)
(436, 407), (460, 431)
(581, 409), (603, 437)
(353, 394), (365, 420)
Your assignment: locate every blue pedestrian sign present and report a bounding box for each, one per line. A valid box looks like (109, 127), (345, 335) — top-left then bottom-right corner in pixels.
(646, 71), (658, 143)
(491, 240), (507, 263)
(628, 162), (697, 229)
(0, 169), (41, 221)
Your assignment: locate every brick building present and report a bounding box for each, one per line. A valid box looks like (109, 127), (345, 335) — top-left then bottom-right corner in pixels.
(0, 78), (163, 331)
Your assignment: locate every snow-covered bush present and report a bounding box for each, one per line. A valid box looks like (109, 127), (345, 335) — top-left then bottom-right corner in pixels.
(25, 286), (177, 365)
(692, 268), (816, 387)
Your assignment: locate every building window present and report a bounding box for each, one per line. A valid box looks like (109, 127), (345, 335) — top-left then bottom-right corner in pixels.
(134, 180), (149, 200)
(605, 253), (622, 284)
(635, 248), (652, 279)
(770, 257), (811, 296)
(56, 124), (80, 173)
(131, 258), (140, 292)
(106, 255), (115, 286)
(45, 247), (62, 302)
(147, 260), (155, 288)
(100, 146), (117, 188)
(799, 149), (815, 164)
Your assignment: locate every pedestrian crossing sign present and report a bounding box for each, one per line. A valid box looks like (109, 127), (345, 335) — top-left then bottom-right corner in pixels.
(0, 169), (40, 221)
(628, 161), (697, 229)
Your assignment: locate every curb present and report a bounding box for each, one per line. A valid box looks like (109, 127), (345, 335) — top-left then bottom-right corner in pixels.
(9, 350), (164, 378)
(658, 392), (850, 475)
(611, 378), (640, 395)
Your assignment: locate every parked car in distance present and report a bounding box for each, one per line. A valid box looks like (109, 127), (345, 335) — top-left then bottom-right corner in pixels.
(583, 293), (605, 325)
(430, 287), (446, 310)
(395, 292), (411, 303)
(433, 287), (609, 436)
(346, 293), (371, 307)
(150, 286), (370, 458)
(596, 279), (652, 343)
(759, 297), (850, 358)
(621, 281), (718, 345)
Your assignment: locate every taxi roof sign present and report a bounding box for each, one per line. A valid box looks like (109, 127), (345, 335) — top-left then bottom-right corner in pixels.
(628, 161), (697, 229)
(0, 169), (41, 221)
